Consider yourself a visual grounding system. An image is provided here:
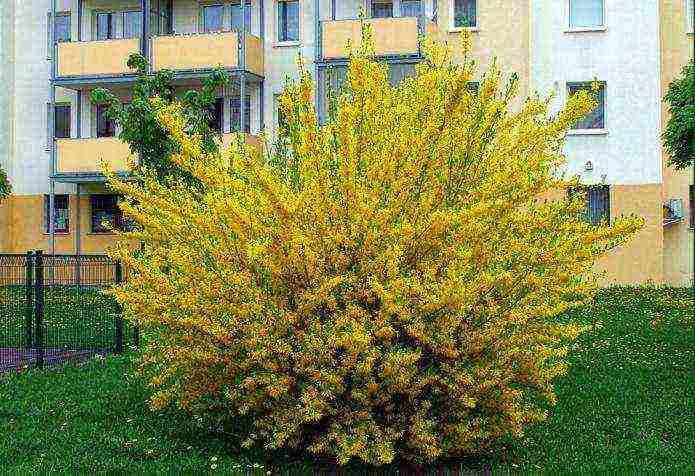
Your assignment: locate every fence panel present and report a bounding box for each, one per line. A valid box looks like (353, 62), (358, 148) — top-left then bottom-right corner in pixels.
(0, 254), (32, 370)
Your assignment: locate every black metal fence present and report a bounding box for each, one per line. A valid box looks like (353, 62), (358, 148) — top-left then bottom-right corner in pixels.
(0, 251), (137, 372)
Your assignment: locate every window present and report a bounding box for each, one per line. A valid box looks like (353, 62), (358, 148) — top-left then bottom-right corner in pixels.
(231, 96), (252, 133)
(453, 0), (476, 28)
(91, 195), (124, 233)
(202, 5), (225, 33)
(467, 81), (480, 94)
(400, 0), (422, 17)
(690, 185), (694, 229)
(55, 13), (71, 43)
(278, 0), (299, 42)
(44, 195), (70, 234)
(275, 94), (287, 130)
(388, 63), (416, 86)
(569, 185), (610, 225)
(206, 98), (224, 132)
(687, 0), (694, 33)
(96, 12), (116, 40)
(372, 1), (393, 18)
(232, 1), (253, 32)
(55, 104), (71, 139)
(568, 82), (606, 130)
(123, 11), (143, 39)
(96, 104), (116, 138)
(568, 0), (604, 29)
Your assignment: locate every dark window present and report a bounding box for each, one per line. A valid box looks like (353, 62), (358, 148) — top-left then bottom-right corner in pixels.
(690, 185), (694, 229)
(276, 95), (287, 130)
(568, 82), (606, 129)
(278, 0), (299, 42)
(231, 1), (253, 31)
(55, 13), (71, 42)
(91, 195), (124, 233)
(202, 5), (225, 32)
(388, 63), (416, 86)
(206, 98), (224, 132)
(569, 185), (610, 225)
(467, 81), (479, 94)
(372, 2), (393, 18)
(454, 0), (476, 27)
(400, 0), (422, 17)
(96, 104), (116, 138)
(231, 96), (252, 133)
(123, 11), (143, 38)
(96, 12), (116, 40)
(55, 104), (71, 139)
(44, 195), (70, 233)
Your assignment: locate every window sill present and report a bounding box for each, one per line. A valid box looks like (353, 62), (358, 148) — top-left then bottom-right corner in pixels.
(87, 232), (118, 236)
(273, 41), (301, 48)
(567, 128), (609, 136)
(448, 27), (479, 34)
(564, 26), (607, 33)
(43, 232), (70, 236)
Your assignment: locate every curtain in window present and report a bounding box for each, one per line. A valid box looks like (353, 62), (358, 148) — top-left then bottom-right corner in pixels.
(400, 0), (422, 17)
(278, 0), (299, 41)
(230, 95), (252, 133)
(454, 0), (476, 27)
(371, 2), (393, 18)
(569, 0), (603, 28)
(123, 11), (143, 38)
(231, 1), (253, 32)
(202, 5), (224, 32)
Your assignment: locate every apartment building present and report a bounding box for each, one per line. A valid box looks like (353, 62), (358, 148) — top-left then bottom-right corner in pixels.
(0, 0), (692, 285)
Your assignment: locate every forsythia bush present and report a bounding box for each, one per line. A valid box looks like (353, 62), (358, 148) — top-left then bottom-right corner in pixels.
(107, 35), (642, 465)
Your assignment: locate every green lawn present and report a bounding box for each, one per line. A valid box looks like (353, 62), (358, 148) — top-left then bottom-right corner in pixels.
(0, 287), (693, 473)
(0, 285), (135, 351)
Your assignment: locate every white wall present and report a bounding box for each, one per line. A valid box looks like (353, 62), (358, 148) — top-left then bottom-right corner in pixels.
(532, 0), (662, 186)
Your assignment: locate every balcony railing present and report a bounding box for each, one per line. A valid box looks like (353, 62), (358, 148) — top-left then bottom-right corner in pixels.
(151, 32), (264, 76)
(320, 16), (438, 60)
(56, 138), (135, 175)
(56, 39), (140, 78)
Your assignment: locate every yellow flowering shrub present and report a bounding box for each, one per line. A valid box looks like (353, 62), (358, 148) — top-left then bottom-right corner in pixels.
(106, 36), (642, 465)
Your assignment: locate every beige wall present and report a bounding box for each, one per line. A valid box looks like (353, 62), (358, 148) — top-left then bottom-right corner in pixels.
(661, 0), (694, 286)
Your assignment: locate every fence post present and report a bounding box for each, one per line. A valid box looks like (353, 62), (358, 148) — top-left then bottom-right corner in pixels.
(24, 251), (34, 349)
(34, 250), (45, 369)
(114, 260), (124, 354)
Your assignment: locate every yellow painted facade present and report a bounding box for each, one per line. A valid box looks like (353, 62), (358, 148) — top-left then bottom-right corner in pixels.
(56, 138), (135, 174)
(660, 0), (694, 286)
(57, 39), (139, 77)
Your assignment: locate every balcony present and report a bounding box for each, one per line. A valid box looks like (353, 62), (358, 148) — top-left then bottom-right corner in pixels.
(56, 138), (135, 175)
(151, 32), (264, 76)
(321, 16), (438, 60)
(56, 39), (140, 78)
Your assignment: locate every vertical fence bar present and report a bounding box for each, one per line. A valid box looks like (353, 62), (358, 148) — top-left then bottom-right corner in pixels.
(24, 252), (34, 349)
(114, 260), (124, 354)
(34, 251), (45, 369)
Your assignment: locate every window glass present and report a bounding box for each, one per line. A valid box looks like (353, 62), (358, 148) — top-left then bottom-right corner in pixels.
(96, 12), (116, 40)
(454, 0), (476, 27)
(278, 0), (299, 42)
(91, 195), (121, 233)
(230, 95), (252, 133)
(231, 1), (253, 31)
(569, 0), (604, 28)
(568, 82), (605, 129)
(569, 185), (610, 225)
(96, 104), (116, 138)
(207, 98), (224, 132)
(55, 14), (71, 42)
(388, 63), (416, 86)
(372, 2), (393, 18)
(203, 5), (225, 32)
(123, 11), (143, 38)
(688, 0), (694, 33)
(55, 104), (71, 139)
(400, 0), (422, 17)
(467, 81), (479, 94)
(44, 195), (70, 233)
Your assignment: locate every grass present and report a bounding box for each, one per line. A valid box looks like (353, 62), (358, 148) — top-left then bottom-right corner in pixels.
(0, 287), (693, 473)
(0, 286), (135, 350)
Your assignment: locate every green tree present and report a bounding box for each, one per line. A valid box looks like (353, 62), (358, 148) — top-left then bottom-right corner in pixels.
(91, 54), (230, 187)
(663, 63), (695, 170)
(0, 166), (9, 203)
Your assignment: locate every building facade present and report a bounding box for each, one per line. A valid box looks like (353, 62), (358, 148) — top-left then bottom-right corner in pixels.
(0, 0), (692, 285)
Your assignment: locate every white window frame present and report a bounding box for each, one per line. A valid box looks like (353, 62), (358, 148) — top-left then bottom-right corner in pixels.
(274, 0), (301, 47)
(199, 3), (227, 33)
(565, 81), (609, 136)
(565, 0), (607, 33)
(448, 0), (479, 33)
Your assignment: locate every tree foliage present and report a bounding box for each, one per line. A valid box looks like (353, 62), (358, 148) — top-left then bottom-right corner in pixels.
(105, 35), (642, 465)
(0, 165), (9, 203)
(663, 62), (695, 170)
(91, 53), (230, 187)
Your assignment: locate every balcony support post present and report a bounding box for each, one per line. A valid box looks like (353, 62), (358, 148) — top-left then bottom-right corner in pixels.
(76, 90), (81, 138)
(314, 0), (321, 114)
(75, 183), (81, 258)
(142, 0), (151, 63)
(260, 79), (265, 132)
(260, 0), (265, 40)
(77, 0), (83, 41)
(331, 0), (336, 20)
(49, 0), (57, 259)
(240, 74), (246, 134)
(240, 0), (247, 69)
